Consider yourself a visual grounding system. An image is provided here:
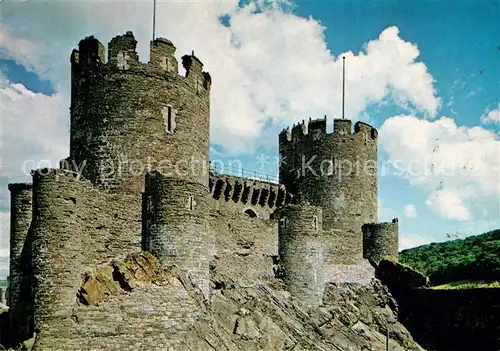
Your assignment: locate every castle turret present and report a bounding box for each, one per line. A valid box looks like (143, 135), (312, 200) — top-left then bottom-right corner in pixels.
(31, 169), (85, 346)
(143, 171), (212, 299)
(7, 183), (32, 309)
(279, 118), (378, 266)
(362, 218), (399, 264)
(69, 32), (211, 195)
(278, 202), (324, 308)
(7, 183), (34, 345)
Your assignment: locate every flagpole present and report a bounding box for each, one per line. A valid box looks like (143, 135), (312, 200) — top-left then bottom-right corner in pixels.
(152, 0), (156, 41)
(342, 56), (345, 119)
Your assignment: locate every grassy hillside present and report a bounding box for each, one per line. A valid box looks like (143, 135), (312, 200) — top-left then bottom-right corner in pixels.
(399, 229), (500, 285)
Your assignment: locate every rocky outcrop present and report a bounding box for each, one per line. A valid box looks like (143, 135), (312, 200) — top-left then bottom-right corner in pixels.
(14, 252), (424, 350)
(77, 252), (207, 308)
(184, 270), (424, 350)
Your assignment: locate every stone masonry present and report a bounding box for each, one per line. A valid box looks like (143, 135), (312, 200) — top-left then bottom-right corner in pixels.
(4, 30), (403, 350)
(363, 218), (400, 264)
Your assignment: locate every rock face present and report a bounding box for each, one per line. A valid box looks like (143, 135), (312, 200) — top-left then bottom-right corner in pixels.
(21, 252), (424, 350)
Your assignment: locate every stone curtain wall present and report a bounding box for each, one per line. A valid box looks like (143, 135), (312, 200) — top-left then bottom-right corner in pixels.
(70, 32), (211, 195)
(209, 211), (278, 287)
(362, 219), (399, 264)
(143, 171), (212, 299)
(207, 174), (283, 286)
(278, 202), (324, 308)
(209, 174), (290, 220)
(29, 169), (141, 349)
(279, 118), (378, 265)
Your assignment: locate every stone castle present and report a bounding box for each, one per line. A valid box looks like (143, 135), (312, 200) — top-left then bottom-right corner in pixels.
(4, 31), (400, 349)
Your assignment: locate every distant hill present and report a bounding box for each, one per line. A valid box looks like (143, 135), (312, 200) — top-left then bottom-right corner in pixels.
(399, 230), (500, 285)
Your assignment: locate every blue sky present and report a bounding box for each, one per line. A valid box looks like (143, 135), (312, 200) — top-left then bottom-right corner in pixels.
(0, 0), (499, 277)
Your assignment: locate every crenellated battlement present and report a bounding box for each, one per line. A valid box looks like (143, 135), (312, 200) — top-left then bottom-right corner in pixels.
(70, 31), (211, 91)
(279, 117), (378, 145)
(8, 183), (33, 192)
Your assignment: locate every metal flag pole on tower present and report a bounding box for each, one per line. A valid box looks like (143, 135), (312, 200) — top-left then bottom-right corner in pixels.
(342, 56), (346, 119)
(152, 0), (157, 41)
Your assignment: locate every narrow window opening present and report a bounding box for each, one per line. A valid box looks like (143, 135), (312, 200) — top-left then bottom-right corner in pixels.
(167, 106), (172, 133)
(313, 216), (318, 230)
(188, 196), (195, 211)
(280, 217), (287, 229)
(327, 159), (334, 176)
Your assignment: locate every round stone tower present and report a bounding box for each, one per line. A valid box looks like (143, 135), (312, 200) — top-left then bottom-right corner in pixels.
(143, 171), (212, 299)
(362, 218), (399, 264)
(70, 31), (211, 195)
(7, 183), (32, 308)
(31, 169), (85, 343)
(279, 117), (378, 265)
(278, 202), (324, 308)
(7, 183), (33, 344)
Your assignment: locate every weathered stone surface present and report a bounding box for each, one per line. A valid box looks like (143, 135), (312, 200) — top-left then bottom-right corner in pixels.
(363, 219), (399, 264)
(278, 202), (324, 308)
(143, 171), (213, 299)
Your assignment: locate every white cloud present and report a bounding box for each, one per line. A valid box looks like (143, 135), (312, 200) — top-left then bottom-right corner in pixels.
(380, 115), (499, 222)
(378, 199), (395, 222)
(481, 107), (500, 124)
(0, 73), (69, 182)
(1, 1), (441, 155)
(0, 212), (8, 255)
(399, 232), (432, 250)
(0, 212), (9, 280)
(404, 204), (417, 218)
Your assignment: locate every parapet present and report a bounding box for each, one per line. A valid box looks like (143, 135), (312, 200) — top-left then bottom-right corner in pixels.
(150, 37), (178, 73)
(279, 117), (378, 145)
(70, 31), (211, 92)
(333, 118), (352, 135)
(8, 183), (33, 193)
(362, 218), (399, 265)
(76, 35), (105, 67)
(182, 52), (212, 90)
(308, 116), (327, 136)
(108, 31), (139, 67)
(355, 121), (378, 139)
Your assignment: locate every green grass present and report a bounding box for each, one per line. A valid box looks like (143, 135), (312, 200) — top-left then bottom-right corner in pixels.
(0, 281), (7, 288)
(431, 280), (500, 290)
